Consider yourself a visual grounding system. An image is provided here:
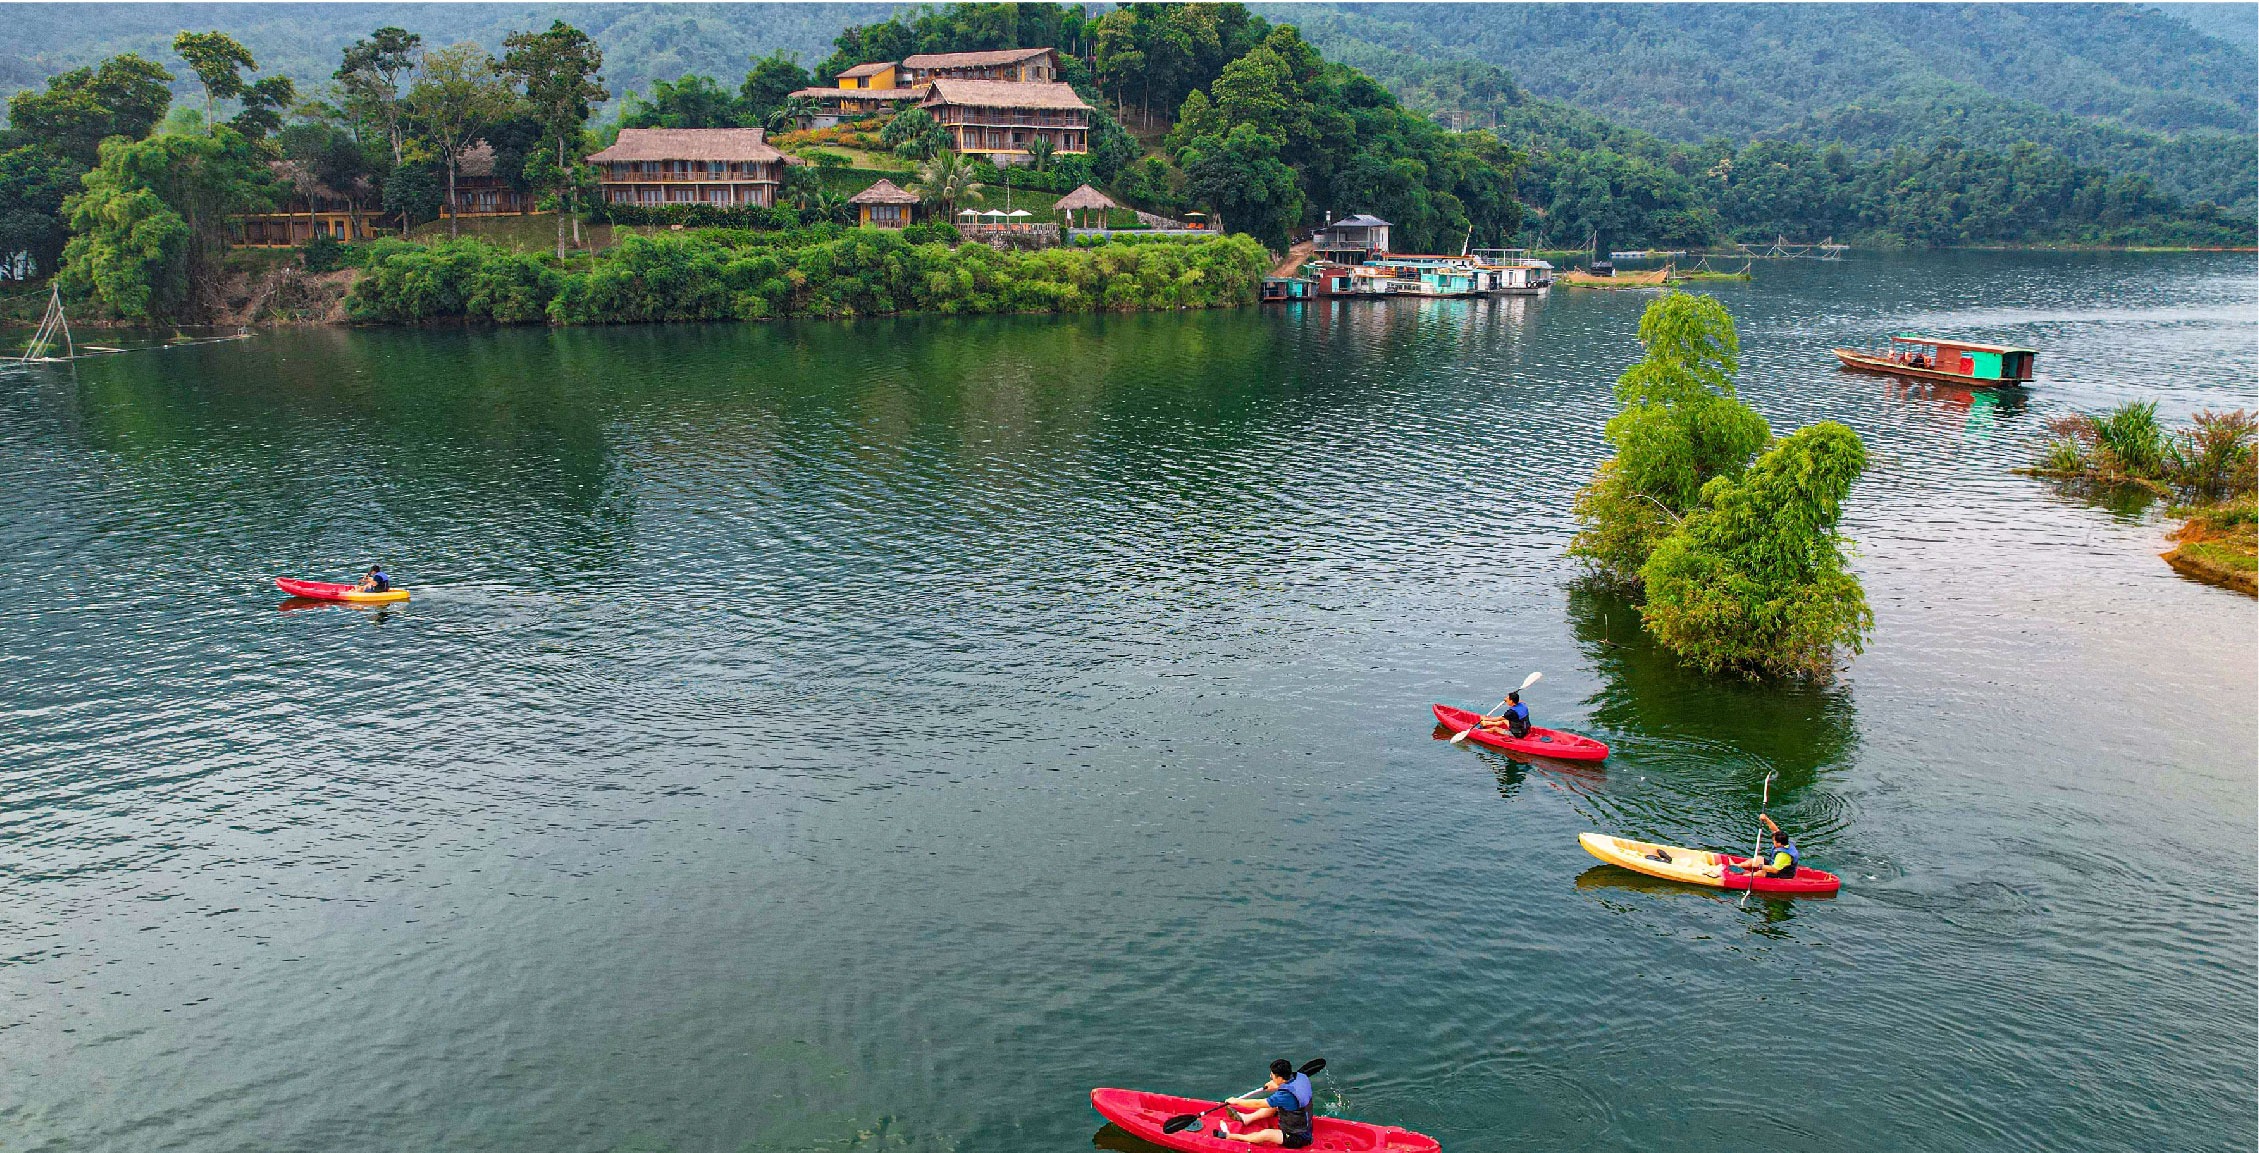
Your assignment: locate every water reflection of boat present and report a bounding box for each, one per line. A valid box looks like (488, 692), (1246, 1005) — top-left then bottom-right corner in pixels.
(278, 596), (396, 617)
(1093, 1122), (1171, 1153)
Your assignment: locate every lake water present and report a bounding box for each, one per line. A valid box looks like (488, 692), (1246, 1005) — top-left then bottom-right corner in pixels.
(2, 250), (2252, 1153)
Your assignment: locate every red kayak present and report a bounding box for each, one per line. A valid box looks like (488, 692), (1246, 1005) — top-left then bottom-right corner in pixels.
(1432, 704), (1609, 762)
(274, 577), (409, 604)
(1091, 1088), (1440, 1153)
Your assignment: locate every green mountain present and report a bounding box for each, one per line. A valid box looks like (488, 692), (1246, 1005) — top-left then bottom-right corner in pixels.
(1272, 2), (2257, 209)
(0, 3), (911, 106)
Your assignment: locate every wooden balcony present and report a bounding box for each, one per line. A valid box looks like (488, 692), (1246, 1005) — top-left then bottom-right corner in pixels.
(601, 167), (780, 184)
(933, 111), (1088, 129)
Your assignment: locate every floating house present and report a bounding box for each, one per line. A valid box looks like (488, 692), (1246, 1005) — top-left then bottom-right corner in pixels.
(587, 128), (788, 208)
(849, 178), (922, 228)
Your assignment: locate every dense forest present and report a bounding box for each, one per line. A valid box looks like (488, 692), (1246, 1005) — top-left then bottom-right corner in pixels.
(1280, 2), (2258, 213)
(0, 1), (2249, 315)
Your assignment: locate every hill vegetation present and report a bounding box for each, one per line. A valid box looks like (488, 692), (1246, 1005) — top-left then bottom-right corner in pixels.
(1277, 2), (2258, 213)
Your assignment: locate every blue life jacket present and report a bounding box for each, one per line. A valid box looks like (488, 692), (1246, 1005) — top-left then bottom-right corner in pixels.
(369, 570), (390, 591)
(1504, 702), (1531, 738)
(1273, 1073), (1314, 1137)
(1770, 840), (1800, 877)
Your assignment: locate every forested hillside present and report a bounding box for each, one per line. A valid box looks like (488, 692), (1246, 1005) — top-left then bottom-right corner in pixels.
(0, 3), (908, 105)
(1276, 2), (2258, 210)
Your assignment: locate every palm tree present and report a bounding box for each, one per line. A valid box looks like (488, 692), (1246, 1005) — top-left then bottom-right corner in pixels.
(1026, 136), (1055, 173)
(766, 95), (820, 134)
(912, 150), (984, 221)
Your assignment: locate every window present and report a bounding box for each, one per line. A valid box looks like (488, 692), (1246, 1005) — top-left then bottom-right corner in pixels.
(708, 188), (728, 204)
(641, 189), (661, 204)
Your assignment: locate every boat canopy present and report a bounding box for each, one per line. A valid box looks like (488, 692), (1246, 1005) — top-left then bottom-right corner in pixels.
(1892, 334), (2037, 354)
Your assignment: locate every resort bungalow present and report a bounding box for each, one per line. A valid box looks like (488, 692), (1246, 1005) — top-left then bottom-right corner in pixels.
(849, 179), (922, 228)
(587, 128), (788, 208)
(786, 60), (929, 129)
(920, 77), (1090, 163)
(1313, 215), (1391, 264)
(898, 48), (1060, 84)
(448, 142), (532, 217)
(236, 162), (389, 246)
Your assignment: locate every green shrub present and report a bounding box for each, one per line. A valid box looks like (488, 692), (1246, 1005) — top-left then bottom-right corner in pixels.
(2095, 400), (2167, 476)
(301, 233), (350, 273)
(1640, 422), (1874, 681)
(2167, 409), (2258, 499)
(345, 230), (1270, 325)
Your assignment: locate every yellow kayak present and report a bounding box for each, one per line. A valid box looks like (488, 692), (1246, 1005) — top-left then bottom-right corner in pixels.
(1578, 832), (1841, 894)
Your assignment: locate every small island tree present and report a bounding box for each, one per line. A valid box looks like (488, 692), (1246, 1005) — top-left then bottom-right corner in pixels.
(1571, 292), (1872, 681)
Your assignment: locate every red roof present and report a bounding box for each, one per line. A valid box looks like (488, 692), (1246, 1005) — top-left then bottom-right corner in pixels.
(587, 128), (785, 164)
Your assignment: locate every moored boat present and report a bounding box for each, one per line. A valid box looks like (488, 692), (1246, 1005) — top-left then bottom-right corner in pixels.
(1834, 334), (2035, 388)
(1091, 1088), (1441, 1153)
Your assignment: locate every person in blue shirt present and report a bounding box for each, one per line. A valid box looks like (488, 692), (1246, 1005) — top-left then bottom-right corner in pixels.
(1217, 1058), (1315, 1147)
(351, 564), (391, 594)
(1478, 691), (1533, 739)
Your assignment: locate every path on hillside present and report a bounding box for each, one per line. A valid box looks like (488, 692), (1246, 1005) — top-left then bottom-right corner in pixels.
(1272, 240), (1315, 277)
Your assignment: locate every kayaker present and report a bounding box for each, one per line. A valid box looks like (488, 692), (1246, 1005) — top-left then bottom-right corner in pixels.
(1216, 1058), (1316, 1148)
(351, 564), (391, 594)
(1733, 814), (1800, 880)
(1478, 692), (1532, 739)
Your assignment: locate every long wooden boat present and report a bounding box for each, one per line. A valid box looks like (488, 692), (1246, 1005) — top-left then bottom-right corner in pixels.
(1834, 335), (2035, 388)
(1561, 265), (1669, 288)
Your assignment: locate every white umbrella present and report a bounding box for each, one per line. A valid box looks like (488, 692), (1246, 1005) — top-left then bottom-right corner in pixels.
(958, 208), (978, 217)
(983, 209), (1006, 218)
(1006, 209), (1032, 217)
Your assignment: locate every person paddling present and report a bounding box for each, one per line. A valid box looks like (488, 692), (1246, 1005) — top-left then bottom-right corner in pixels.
(1216, 1058), (1316, 1147)
(1478, 691), (1533, 739)
(351, 564), (391, 594)
(1732, 814), (1800, 879)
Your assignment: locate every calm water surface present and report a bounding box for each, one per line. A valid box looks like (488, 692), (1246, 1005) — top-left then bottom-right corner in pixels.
(2, 250), (2253, 1152)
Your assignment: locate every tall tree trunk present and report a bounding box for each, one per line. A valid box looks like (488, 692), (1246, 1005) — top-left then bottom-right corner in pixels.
(446, 154), (459, 239)
(555, 135), (569, 261)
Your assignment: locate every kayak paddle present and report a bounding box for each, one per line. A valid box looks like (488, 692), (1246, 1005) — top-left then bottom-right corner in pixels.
(1450, 671), (1541, 744)
(1160, 1058), (1327, 1135)
(1739, 770), (1778, 909)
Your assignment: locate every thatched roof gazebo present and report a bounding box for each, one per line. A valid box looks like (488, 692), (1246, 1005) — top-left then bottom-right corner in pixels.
(848, 178), (922, 229)
(1054, 183), (1120, 229)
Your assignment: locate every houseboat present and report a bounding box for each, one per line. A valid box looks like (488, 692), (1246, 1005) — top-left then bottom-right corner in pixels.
(1834, 335), (2037, 388)
(1471, 249), (1552, 294)
(1259, 276), (1315, 302)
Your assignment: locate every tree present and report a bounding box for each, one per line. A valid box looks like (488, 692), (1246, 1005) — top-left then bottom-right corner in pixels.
(407, 44), (520, 238)
(1, 54), (174, 165)
(1180, 123), (1302, 247)
(739, 52), (812, 125)
(60, 127), (273, 320)
(172, 31), (257, 135)
(382, 156), (444, 237)
(229, 76), (296, 142)
(881, 106), (948, 162)
(504, 20), (607, 259)
(278, 120), (372, 243)
(1639, 422), (1873, 681)
(1026, 135), (1056, 172)
(337, 27), (422, 166)
(911, 149), (983, 220)
(0, 145), (83, 277)
(1570, 292), (1771, 587)
(621, 75), (743, 130)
